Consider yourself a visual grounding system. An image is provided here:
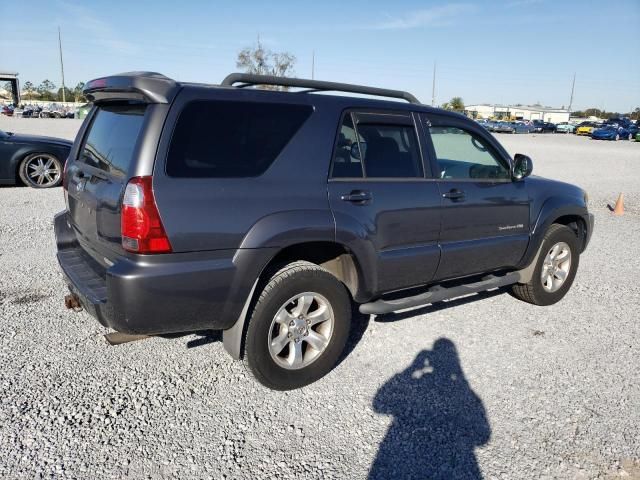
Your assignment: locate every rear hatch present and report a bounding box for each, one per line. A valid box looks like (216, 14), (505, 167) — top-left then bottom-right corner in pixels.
(64, 72), (179, 263)
(66, 104), (147, 258)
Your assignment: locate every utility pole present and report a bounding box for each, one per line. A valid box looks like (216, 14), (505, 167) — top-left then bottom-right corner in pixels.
(568, 73), (575, 113)
(311, 50), (315, 80)
(58, 26), (66, 103)
(431, 61), (436, 107)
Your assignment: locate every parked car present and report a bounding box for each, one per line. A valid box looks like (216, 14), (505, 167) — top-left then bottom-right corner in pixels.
(482, 120), (498, 131)
(591, 124), (634, 141)
(20, 105), (43, 118)
(575, 122), (601, 136)
(531, 120), (556, 133)
(55, 72), (594, 390)
(1, 105), (14, 116)
(511, 122), (534, 134)
(605, 117), (639, 136)
(555, 122), (576, 134)
(0, 129), (71, 188)
(492, 121), (515, 133)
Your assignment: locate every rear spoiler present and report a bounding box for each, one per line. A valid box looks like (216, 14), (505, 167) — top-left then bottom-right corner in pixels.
(83, 72), (179, 104)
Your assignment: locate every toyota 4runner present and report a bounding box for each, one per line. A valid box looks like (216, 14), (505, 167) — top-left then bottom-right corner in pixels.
(55, 72), (594, 390)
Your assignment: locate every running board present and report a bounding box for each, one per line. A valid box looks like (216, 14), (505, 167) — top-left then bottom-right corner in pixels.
(359, 272), (521, 315)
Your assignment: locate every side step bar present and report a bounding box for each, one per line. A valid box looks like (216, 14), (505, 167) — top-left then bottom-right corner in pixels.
(359, 272), (521, 315)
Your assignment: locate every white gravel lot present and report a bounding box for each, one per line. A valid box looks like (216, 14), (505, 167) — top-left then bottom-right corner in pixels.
(1, 117), (639, 479)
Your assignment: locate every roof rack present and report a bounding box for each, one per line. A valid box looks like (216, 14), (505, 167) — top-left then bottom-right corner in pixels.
(221, 73), (421, 105)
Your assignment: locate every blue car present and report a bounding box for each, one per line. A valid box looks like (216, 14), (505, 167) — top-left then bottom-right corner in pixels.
(591, 124), (634, 141)
(511, 122), (534, 134)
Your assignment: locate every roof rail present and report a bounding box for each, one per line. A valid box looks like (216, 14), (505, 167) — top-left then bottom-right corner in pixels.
(221, 73), (421, 105)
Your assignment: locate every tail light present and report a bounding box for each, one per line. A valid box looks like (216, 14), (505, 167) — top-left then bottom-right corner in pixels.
(121, 176), (172, 254)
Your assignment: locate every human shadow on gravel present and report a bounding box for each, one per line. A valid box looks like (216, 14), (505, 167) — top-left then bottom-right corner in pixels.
(369, 339), (490, 480)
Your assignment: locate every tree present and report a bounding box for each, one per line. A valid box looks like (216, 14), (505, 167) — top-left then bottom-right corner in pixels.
(73, 82), (86, 103)
(443, 97), (464, 112)
(236, 39), (296, 89)
(37, 80), (56, 101)
(23, 81), (35, 101)
(57, 87), (73, 102)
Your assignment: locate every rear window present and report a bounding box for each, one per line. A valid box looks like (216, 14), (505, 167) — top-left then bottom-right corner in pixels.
(166, 100), (312, 178)
(79, 104), (147, 176)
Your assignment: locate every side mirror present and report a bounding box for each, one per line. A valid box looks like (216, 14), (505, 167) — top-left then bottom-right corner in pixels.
(512, 153), (533, 180)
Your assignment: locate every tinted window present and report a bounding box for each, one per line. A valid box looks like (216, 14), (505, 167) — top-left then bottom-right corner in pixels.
(358, 124), (423, 178)
(79, 104), (147, 176)
(331, 114), (363, 178)
(429, 126), (510, 180)
(166, 100), (312, 178)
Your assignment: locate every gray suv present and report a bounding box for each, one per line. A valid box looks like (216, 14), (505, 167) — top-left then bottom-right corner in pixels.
(55, 72), (594, 390)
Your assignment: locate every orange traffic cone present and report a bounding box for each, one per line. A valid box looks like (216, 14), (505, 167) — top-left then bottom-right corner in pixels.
(613, 193), (624, 216)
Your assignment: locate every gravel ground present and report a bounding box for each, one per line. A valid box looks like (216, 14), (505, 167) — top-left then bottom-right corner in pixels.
(1, 117), (639, 479)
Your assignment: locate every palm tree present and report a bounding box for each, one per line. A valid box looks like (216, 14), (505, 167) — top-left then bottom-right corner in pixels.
(449, 97), (464, 112)
(23, 81), (35, 101)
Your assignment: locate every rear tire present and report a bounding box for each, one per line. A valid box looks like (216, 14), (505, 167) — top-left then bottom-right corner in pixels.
(511, 224), (580, 306)
(243, 261), (351, 390)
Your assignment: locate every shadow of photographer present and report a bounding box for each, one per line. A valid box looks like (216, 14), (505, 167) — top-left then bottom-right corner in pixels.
(369, 338), (490, 480)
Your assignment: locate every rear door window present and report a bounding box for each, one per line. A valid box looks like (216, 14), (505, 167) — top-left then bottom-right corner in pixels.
(166, 100), (312, 178)
(331, 111), (423, 179)
(79, 104), (147, 177)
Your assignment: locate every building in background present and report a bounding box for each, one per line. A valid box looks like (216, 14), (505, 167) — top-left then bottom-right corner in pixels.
(465, 104), (570, 123)
(0, 72), (20, 105)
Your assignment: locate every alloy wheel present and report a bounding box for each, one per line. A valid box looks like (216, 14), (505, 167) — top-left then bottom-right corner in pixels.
(540, 241), (572, 293)
(25, 154), (61, 187)
(267, 292), (334, 370)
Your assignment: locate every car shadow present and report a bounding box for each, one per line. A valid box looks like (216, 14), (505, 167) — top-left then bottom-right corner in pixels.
(369, 339), (490, 480)
(374, 288), (508, 323)
(336, 303), (371, 366)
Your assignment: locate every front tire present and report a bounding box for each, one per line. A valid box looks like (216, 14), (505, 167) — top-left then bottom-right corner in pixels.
(511, 224), (580, 306)
(244, 261), (352, 390)
(18, 153), (63, 188)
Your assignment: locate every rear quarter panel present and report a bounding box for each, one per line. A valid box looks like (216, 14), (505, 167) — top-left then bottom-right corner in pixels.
(152, 88), (340, 253)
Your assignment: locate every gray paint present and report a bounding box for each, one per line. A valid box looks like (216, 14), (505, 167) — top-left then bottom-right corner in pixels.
(55, 72), (594, 340)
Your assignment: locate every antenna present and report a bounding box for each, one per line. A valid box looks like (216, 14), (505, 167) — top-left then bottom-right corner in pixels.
(431, 61), (436, 107)
(311, 50), (315, 80)
(568, 73), (575, 112)
(58, 26), (66, 103)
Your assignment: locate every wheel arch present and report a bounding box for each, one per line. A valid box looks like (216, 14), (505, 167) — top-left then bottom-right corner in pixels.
(519, 196), (590, 271)
(223, 240), (366, 360)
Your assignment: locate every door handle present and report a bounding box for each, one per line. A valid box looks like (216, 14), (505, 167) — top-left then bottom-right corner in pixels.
(442, 189), (465, 200)
(341, 190), (372, 203)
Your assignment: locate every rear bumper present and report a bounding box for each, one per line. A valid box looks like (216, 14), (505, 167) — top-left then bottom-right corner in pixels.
(54, 211), (274, 335)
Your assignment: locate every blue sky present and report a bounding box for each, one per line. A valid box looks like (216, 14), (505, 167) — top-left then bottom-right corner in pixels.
(1, 0), (639, 112)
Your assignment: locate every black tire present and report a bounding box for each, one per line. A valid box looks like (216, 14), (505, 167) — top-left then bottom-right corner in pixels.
(18, 153), (63, 188)
(244, 261), (351, 390)
(510, 224), (580, 306)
